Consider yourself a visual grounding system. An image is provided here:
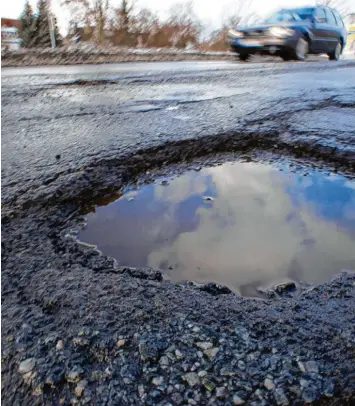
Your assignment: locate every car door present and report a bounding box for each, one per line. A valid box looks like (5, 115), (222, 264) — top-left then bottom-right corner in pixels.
(324, 8), (341, 52)
(311, 7), (329, 52)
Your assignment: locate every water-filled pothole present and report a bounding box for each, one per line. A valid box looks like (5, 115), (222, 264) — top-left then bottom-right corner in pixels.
(78, 161), (355, 297)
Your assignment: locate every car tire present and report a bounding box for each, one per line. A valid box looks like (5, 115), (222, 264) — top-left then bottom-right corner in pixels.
(281, 52), (292, 61)
(293, 36), (309, 61)
(238, 53), (250, 61)
(328, 41), (342, 61)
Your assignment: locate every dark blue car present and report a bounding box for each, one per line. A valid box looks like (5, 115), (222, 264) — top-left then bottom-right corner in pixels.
(228, 6), (347, 61)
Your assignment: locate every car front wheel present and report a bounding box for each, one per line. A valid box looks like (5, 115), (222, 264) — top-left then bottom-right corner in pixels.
(328, 41), (342, 61)
(293, 37), (309, 61)
(238, 53), (250, 62)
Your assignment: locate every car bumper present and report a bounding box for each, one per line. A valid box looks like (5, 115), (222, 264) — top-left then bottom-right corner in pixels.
(229, 35), (299, 55)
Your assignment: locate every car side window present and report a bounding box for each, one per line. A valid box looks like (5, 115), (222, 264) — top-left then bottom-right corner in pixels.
(315, 7), (327, 23)
(325, 8), (336, 25)
(333, 11), (344, 27)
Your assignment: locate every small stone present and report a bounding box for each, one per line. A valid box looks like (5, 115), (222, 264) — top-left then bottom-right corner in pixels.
(75, 380), (87, 398)
(139, 342), (158, 361)
(298, 361), (306, 372)
(235, 327), (250, 341)
(202, 376), (216, 391)
(175, 349), (183, 359)
(160, 180), (169, 186)
(128, 197), (135, 202)
(117, 339), (126, 348)
(159, 356), (169, 366)
(55, 154), (61, 160)
(19, 358), (36, 374)
(23, 371), (37, 384)
(264, 378), (275, 390)
(305, 361), (319, 373)
(203, 196), (214, 201)
(66, 366), (84, 383)
(183, 372), (200, 387)
(233, 394), (245, 405)
(274, 388), (289, 405)
(152, 376), (164, 386)
(302, 388), (320, 403)
(72, 337), (89, 346)
(216, 387), (228, 398)
(138, 384), (145, 398)
(275, 282), (296, 294)
(56, 340), (64, 350)
(204, 347), (219, 358)
(196, 341), (213, 350)
(238, 360), (246, 370)
(324, 380), (335, 397)
(198, 371), (208, 378)
(220, 368), (235, 377)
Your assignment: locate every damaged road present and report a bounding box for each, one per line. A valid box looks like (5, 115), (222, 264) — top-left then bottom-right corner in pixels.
(1, 60), (355, 405)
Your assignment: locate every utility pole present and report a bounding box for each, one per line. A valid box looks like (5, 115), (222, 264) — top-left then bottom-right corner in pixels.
(47, 0), (56, 48)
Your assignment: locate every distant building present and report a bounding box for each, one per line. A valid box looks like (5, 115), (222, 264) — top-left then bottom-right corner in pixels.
(1, 18), (22, 50)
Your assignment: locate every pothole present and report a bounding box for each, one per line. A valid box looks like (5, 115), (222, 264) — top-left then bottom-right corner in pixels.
(78, 160), (355, 297)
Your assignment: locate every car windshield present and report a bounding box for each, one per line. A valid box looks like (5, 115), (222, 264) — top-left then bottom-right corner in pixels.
(264, 10), (301, 23)
(291, 8), (315, 21)
(264, 8), (314, 23)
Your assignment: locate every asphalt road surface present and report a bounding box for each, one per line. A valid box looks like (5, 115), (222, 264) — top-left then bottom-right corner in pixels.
(2, 59), (355, 406)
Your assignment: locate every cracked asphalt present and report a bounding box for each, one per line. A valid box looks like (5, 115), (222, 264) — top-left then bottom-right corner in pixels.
(2, 60), (355, 405)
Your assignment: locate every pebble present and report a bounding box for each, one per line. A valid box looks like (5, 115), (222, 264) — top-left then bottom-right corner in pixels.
(117, 339), (126, 347)
(233, 394), (245, 405)
(305, 361), (319, 373)
(264, 378), (275, 390)
(275, 282), (296, 294)
(152, 376), (164, 386)
(66, 366), (84, 383)
(202, 376), (216, 391)
(274, 388), (289, 405)
(183, 372), (200, 387)
(56, 340), (64, 350)
(159, 356), (169, 366)
(75, 380), (87, 398)
(196, 341), (213, 350)
(19, 358), (36, 374)
(175, 349), (183, 359)
(216, 387), (228, 398)
(204, 347), (219, 358)
(302, 387), (319, 403)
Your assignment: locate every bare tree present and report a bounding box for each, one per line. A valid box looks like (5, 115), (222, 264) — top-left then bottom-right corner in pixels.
(316, 0), (352, 18)
(64, 0), (110, 45)
(110, 0), (135, 45)
(130, 8), (160, 47)
(203, 0), (255, 51)
(162, 1), (202, 48)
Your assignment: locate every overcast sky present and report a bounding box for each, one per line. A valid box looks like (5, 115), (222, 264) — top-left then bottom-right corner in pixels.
(1, 0), (353, 35)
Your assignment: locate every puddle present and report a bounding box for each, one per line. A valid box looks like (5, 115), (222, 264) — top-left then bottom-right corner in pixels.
(78, 161), (355, 297)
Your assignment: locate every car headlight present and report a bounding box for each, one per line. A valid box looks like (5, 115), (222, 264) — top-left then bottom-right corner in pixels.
(269, 27), (295, 37)
(228, 29), (244, 38)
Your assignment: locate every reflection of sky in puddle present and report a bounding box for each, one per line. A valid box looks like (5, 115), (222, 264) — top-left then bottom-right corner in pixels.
(79, 162), (355, 296)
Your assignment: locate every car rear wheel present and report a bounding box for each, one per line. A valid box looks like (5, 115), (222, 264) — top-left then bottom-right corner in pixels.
(328, 41), (342, 61)
(238, 53), (250, 62)
(294, 37), (309, 61)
